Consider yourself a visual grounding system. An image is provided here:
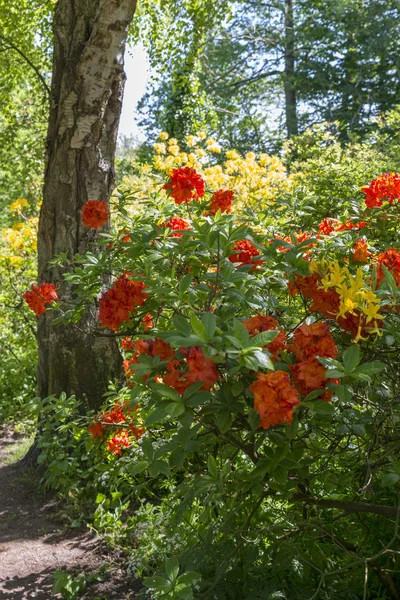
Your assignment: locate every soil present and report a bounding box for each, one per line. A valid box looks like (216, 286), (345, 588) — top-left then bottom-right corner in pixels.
(0, 424), (141, 599)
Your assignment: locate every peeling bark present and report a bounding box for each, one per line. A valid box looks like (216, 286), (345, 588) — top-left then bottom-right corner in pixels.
(37, 0), (137, 409)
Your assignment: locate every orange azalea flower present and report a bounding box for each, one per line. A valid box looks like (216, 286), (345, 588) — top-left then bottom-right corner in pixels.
(142, 313), (154, 330)
(209, 189), (234, 215)
(290, 358), (337, 401)
(186, 347), (219, 391)
(249, 370), (299, 429)
(98, 275), (148, 331)
(242, 314), (287, 357)
(88, 422), (104, 439)
(289, 274), (340, 318)
(228, 239), (264, 270)
(163, 167), (205, 204)
(376, 249), (400, 287)
(163, 359), (190, 395)
(162, 216), (191, 238)
(318, 218), (367, 236)
(81, 200), (108, 229)
(352, 238), (370, 263)
(289, 322), (338, 362)
(361, 172), (400, 208)
(23, 282), (59, 316)
(107, 430), (130, 456)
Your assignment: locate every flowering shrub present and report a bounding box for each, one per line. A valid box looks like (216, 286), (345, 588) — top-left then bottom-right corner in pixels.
(28, 153), (400, 597)
(0, 198), (38, 421)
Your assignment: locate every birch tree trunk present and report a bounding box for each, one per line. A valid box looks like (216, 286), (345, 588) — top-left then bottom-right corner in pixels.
(37, 0), (137, 409)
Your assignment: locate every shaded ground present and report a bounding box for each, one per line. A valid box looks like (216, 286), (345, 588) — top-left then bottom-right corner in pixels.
(0, 424), (140, 599)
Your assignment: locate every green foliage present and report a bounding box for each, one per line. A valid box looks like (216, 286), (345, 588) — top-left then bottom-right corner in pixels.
(33, 155), (400, 600)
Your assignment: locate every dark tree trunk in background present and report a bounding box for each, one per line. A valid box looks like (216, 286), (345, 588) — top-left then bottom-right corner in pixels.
(284, 0), (298, 137)
(37, 0), (137, 410)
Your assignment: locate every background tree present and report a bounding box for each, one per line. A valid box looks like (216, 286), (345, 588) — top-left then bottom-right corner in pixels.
(37, 0), (137, 408)
(135, 0), (400, 151)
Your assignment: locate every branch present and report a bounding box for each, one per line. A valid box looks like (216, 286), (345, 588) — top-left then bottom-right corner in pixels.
(0, 34), (50, 97)
(292, 494), (399, 517)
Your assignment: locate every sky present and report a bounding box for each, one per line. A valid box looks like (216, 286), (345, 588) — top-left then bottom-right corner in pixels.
(118, 44), (150, 141)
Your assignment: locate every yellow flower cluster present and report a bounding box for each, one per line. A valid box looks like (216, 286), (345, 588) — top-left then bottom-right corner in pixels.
(9, 198), (29, 215)
(145, 133), (291, 210)
(1, 215), (38, 267)
(318, 260), (383, 339)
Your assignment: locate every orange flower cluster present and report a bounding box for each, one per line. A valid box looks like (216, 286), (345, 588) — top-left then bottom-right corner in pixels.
(228, 239), (264, 270)
(275, 231), (313, 252)
(88, 401), (144, 455)
(289, 274), (340, 318)
(123, 338), (175, 381)
(162, 216), (191, 238)
(250, 371), (299, 429)
(318, 218), (367, 236)
(289, 273), (377, 339)
(209, 189), (234, 215)
(81, 200), (108, 229)
(163, 167), (205, 204)
(376, 249), (400, 287)
(23, 282), (59, 316)
(122, 337), (219, 395)
(352, 238), (370, 263)
(289, 323), (338, 402)
(99, 274), (148, 331)
(242, 314), (287, 357)
(163, 347), (219, 393)
(361, 172), (400, 208)
(107, 431), (130, 456)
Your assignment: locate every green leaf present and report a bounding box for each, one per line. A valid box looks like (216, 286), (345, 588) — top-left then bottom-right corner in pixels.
(250, 330), (279, 347)
(130, 460), (149, 476)
(178, 571), (201, 585)
(185, 391), (211, 407)
(190, 313), (207, 340)
(242, 350), (274, 371)
(166, 401), (186, 417)
(334, 384), (353, 402)
(201, 311), (216, 339)
(173, 314), (191, 336)
(149, 459), (170, 477)
(179, 274), (192, 296)
(216, 409), (233, 433)
(343, 344), (360, 372)
(233, 320), (250, 348)
(145, 403), (170, 426)
(311, 401), (335, 415)
(381, 473), (400, 487)
(143, 576), (172, 592)
(176, 585), (194, 600)
(248, 409), (261, 430)
(150, 382), (181, 401)
(165, 557), (180, 581)
(208, 455), (218, 478)
(96, 493), (106, 504)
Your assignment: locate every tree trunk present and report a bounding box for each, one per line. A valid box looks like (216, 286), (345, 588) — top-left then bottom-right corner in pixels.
(283, 0), (298, 137)
(37, 0), (137, 410)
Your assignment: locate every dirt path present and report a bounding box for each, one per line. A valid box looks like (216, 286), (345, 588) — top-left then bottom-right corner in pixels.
(0, 425), (139, 599)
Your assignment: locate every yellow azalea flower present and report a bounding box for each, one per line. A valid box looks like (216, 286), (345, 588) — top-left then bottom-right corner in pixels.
(206, 139), (221, 153)
(9, 198), (29, 214)
(186, 135), (197, 147)
(159, 131), (169, 140)
(154, 143), (166, 154)
(197, 131), (207, 140)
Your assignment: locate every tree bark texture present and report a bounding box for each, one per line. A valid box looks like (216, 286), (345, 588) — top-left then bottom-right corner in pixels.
(283, 0), (298, 137)
(38, 0), (137, 409)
